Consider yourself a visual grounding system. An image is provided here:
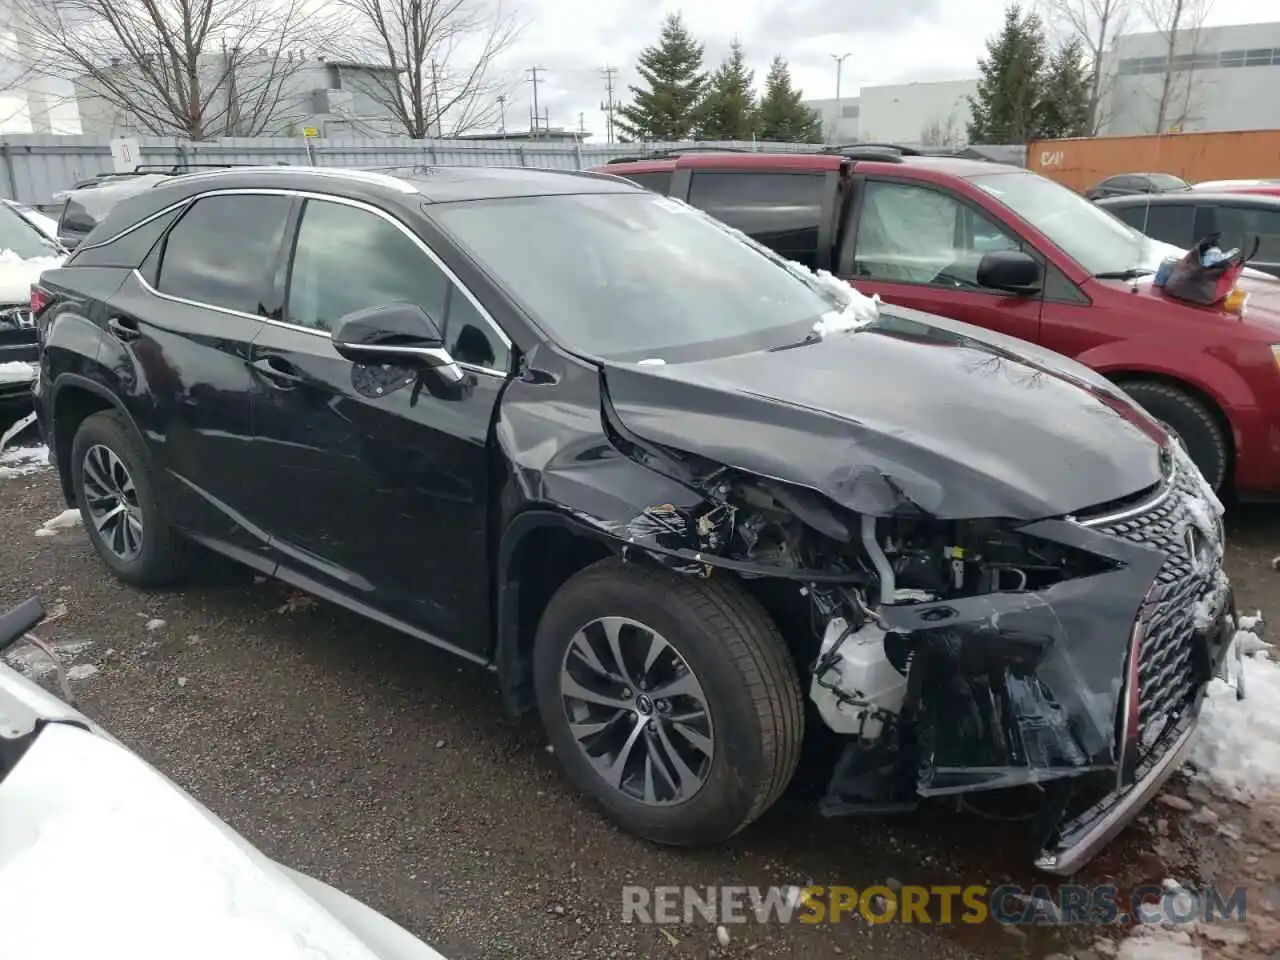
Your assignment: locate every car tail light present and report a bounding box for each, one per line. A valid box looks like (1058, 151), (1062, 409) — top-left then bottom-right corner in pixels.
(30, 284), (49, 316)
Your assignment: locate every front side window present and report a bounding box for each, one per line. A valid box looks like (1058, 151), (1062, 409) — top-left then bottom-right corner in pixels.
(429, 192), (837, 362)
(686, 172), (826, 266)
(853, 180), (1023, 289)
(156, 194), (292, 314)
(286, 199), (509, 370)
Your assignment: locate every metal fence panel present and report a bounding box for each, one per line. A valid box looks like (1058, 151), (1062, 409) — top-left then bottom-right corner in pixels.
(0, 133), (1024, 204)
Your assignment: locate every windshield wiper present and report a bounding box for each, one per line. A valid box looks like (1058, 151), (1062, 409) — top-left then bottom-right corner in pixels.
(1094, 267), (1155, 280)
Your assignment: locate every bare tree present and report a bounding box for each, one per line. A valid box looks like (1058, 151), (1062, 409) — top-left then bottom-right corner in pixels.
(1140, 0), (1214, 133)
(15, 0), (343, 139)
(1038, 0), (1133, 133)
(333, 0), (522, 139)
(919, 112), (962, 148)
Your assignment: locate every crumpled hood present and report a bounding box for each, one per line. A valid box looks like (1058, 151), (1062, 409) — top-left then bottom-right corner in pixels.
(602, 309), (1166, 520)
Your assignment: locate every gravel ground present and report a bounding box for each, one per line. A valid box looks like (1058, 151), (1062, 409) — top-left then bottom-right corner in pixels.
(2, 461), (1278, 960)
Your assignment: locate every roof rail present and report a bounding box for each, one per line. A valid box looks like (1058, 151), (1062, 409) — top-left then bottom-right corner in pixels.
(605, 145), (752, 164)
(821, 142), (923, 157)
(820, 145), (907, 163)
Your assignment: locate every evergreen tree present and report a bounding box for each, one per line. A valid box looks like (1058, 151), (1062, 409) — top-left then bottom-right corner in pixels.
(698, 39), (757, 140)
(756, 56), (823, 143)
(967, 3), (1050, 143)
(1038, 37), (1092, 138)
(616, 12), (708, 141)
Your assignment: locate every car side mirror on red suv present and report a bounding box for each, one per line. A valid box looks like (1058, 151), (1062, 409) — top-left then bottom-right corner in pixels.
(976, 250), (1043, 296)
(331, 301), (464, 384)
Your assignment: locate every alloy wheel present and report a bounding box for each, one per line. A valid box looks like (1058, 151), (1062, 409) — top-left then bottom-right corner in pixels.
(559, 616), (715, 805)
(81, 444), (144, 561)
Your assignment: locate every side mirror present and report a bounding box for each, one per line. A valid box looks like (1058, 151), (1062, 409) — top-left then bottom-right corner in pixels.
(976, 250), (1042, 295)
(331, 302), (464, 384)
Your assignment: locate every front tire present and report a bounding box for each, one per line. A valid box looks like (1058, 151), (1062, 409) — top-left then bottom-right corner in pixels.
(533, 558), (803, 845)
(1120, 381), (1229, 491)
(70, 409), (187, 587)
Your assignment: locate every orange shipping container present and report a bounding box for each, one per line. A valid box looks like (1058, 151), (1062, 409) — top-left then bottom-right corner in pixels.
(1027, 130), (1280, 192)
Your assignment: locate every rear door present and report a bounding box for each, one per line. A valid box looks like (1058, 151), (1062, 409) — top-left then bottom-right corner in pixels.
(244, 195), (512, 654)
(676, 168), (839, 270)
(837, 176), (1044, 344)
(1215, 203), (1280, 277)
(101, 191), (293, 554)
(1109, 201), (1196, 249)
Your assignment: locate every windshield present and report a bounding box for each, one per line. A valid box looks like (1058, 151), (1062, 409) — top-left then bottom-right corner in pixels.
(428, 192), (836, 362)
(0, 203), (57, 260)
(969, 171), (1160, 276)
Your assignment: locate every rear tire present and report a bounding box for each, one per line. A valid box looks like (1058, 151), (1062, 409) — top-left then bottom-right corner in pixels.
(1119, 381), (1229, 491)
(533, 558), (804, 845)
(70, 409), (187, 588)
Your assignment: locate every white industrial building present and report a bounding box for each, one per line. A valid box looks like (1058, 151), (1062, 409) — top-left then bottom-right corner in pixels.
(805, 78), (976, 148)
(1099, 22), (1280, 135)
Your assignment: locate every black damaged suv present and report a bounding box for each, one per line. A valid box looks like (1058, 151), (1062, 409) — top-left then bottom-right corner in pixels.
(31, 165), (1237, 874)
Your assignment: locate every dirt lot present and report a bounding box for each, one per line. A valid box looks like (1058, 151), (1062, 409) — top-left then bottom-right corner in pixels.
(2, 459), (1278, 960)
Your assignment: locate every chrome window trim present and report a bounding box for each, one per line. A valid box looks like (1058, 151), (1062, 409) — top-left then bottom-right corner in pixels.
(125, 187), (513, 379)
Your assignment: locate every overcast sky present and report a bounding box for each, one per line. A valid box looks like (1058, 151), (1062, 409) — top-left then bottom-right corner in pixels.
(501, 0), (1274, 139)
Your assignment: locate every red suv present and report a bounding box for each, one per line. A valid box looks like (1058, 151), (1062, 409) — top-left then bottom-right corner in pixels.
(594, 149), (1280, 497)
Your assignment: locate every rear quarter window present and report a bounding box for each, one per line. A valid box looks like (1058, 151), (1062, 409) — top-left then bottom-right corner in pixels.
(619, 171), (673, 194)
(685, 171), (826, 268)
(67, 207), (185, 269)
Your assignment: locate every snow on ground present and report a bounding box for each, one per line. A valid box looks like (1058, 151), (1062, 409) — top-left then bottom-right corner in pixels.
(34, 508), (81, 537)
(3, 638), (93, 682)
(1116, 925), (1202, 960)
(0, 444), (48, 479)
(1188, 630), (1280, 803)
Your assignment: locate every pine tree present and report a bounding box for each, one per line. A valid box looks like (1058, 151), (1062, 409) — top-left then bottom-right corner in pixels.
(698, 39), (757, 140)
(615, 13), (708, 142)
(967, 3), (1050, 143)
(756, 56), (823, 143)
(1038, 37), (1092, 138)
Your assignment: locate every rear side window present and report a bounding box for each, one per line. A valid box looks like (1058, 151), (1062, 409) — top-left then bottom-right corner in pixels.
(1113, 203), (1194, 247)
(686, 172), (826, 267)
(156, 195), (292, 314)
(620, 171), (673, 194)
(1218, 205), (1280, 261)
(69, 207), (184, 269)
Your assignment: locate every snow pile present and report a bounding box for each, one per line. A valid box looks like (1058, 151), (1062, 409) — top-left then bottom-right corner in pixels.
(0, 247), (62, 270)
(800, 267), (882, 336)
(1188, 631), (1280, 803)
(0, 444), (48, 479)
(0, 361), (35, 385)
(34, 508), (82, 537)
(1116, 925), (1201, 960)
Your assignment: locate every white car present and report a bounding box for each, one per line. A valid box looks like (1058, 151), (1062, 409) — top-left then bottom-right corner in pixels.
(0, 597), (451, 960)
(0, 201), (64, 406)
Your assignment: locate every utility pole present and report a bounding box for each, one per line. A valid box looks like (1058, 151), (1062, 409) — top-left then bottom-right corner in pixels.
(526, 66), (545, 139)
(830, 53), (851, 103)
(599, 65), (618, 144)
(830, 53), (851, 144)
(496, 94), (508, 134)
(577, 111), (586, 140)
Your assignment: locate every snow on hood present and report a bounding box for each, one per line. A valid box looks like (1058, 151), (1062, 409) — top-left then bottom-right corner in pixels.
(0, 722), (391, 960)
(0, 247), (62, 304)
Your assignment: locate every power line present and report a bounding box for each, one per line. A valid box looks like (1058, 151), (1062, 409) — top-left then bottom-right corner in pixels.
(526, 65), (546, 139)
(599, 65), (618, 144)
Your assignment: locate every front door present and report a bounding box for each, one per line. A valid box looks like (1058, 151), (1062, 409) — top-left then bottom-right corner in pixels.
(102, 192), (294, 555)
(245, 196), (512, 655)
(841, 177), (1044, 344)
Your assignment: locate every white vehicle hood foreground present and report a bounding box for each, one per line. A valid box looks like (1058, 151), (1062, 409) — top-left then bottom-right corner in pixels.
(0, 247), (63, 304)
(0, 662), (448, 960)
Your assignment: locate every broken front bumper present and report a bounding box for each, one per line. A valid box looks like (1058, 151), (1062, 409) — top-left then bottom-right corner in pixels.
(820, 457), (1237, 875)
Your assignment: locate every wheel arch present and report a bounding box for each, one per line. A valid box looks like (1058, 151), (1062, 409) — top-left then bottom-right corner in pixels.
(49, 374), (141, 508)
(494, 509), (617, 717)
(1103, 368), (1237, 479)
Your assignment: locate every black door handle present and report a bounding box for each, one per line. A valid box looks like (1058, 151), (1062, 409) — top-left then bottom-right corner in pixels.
(249, 356), (304, 386)
(107, 316), (141, 341)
